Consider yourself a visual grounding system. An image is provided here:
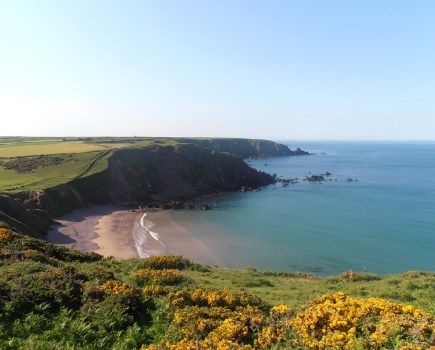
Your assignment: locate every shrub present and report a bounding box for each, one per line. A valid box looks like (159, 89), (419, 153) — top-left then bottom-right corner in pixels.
(258, 292), (435, 349)
(101, 280), (145, 314)
(0, 228), (19, 244)
(84, 265), (115, 283)
(139, 255), (193, 270)
(167, 287), (265, 310)
(326, 271), (382, 284)
(1, 264), (85, 315)
(130, 269), (189, 287)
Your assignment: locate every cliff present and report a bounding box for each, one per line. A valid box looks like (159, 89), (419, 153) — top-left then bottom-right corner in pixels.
(173, 138), (295, 158)
(39, 143), (274, 217)
(0, 139), (293, 235)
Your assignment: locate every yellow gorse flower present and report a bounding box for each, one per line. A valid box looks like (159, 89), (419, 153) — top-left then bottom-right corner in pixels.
(0, 228), (18, 242)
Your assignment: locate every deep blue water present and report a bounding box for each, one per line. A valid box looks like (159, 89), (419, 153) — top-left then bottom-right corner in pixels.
(170, 142), (435, 276)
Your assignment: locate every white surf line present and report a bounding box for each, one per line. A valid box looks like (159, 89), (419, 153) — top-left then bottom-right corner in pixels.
(140, 213), (168, 249)
(132, 220), (149, 258)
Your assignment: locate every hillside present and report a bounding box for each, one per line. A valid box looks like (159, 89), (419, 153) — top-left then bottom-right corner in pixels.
(2, 138), (433, 348)
(0, 229), (434, 349)
(0, 138), (295, 235)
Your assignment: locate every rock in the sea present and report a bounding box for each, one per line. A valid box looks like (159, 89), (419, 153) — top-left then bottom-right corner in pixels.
(304, 175), (325, 182)
(290, 147), (311, 156)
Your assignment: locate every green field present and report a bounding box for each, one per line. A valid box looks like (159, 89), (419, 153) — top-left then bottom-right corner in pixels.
(0, 140), (108, 157)
(0, 138), (216, 192)
(0, 137), (284, 193)
(0, 137), (156, 191)
(0, 151), (112, 191)
(0, 139), (122, 191)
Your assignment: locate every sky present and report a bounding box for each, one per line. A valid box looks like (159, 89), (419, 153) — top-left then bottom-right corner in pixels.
(1, 1), (435, 140)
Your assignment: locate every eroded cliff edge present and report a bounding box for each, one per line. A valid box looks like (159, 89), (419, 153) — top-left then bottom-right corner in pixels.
(0, 139), (304, 236)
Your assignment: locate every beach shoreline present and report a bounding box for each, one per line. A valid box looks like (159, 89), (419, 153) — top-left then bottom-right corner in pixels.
(46, 205), (223, 265)
(47, 205), (139, 259)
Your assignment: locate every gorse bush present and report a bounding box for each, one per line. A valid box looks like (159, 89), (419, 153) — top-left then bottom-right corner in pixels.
(131, 269), (190, 287)
(83, 264), (116, 283)
(0, 228), (18, 243)
(167, 287), (266, 310)
(325, 271), (383, 284)
(139, 255), (193, 270)
(257, 292), (435, 349)
(145, 291), (434, 350)
(0, 231), (434, 349)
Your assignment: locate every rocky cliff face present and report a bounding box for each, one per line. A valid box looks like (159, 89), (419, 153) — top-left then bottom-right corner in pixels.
(1, 141), (284, 235)
(41, 144), (274, 211)
(174, 138), (294, 158)
(0, 193), (51, 235)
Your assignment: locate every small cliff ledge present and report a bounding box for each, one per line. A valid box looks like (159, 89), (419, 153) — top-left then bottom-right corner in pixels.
(0, 138), (300, 236)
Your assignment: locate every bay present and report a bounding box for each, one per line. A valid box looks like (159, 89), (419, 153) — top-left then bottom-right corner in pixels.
(170, 141), (435, 276)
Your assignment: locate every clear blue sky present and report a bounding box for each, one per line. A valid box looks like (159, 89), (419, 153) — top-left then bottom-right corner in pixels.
(1, 1), (434, 140)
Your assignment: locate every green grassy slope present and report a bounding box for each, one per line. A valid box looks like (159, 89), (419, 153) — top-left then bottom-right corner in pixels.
(0, 138), (123, 192)
(184, 267), (435, 315)
(0, 137), (292, 192)
(0, 151), (113, 192)
(0, 140), (106, 157)
(0, 230), (433, 349)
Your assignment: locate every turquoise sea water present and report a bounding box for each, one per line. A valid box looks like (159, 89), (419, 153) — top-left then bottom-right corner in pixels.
(170, 142), (435, 276)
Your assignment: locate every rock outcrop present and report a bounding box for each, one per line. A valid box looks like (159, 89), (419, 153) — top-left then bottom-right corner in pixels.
(173, 138), (304, 158)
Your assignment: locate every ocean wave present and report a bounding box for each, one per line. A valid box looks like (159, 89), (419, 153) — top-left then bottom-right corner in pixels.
(132, 220), (149, 258)
(149, 230), (160, 241)
(140, 213), (154, 229)
(133, 212), (166, 258)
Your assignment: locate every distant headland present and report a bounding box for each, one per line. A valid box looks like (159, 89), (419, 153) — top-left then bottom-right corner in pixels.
(0, 137), (308, 237)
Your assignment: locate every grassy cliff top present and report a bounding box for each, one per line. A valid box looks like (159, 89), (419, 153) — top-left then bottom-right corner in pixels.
(0, 137), (290, 192)
(0, 138), (161, 191)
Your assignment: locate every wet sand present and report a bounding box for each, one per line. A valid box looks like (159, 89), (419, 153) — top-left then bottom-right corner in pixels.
(47, 205), (138, 259)
(94, 209), (139, 259)
(47, 205), (222, 265)
(146, 211), (222, 265)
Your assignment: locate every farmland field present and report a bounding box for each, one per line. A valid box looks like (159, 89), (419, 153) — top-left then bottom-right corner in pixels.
(0, 138), (152, 191)
(0, 137), (257, 192)
(0, 138), (182, 192)
(0, 140), (107, 157)
(0, 150), (113, 191)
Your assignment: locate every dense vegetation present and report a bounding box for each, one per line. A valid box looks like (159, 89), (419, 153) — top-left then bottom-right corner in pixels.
(0, 228), (434, 349)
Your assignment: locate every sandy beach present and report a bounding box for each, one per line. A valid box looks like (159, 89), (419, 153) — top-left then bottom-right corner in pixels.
(47, 205), (223, 265)
(145, 211), (222, 265)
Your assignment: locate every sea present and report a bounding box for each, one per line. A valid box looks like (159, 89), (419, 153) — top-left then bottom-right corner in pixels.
(163, 141), (435, 276)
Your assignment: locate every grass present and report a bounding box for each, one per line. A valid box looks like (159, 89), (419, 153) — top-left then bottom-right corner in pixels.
(0, 140), (107, 157)
(0, 136), (281, 193)
(68, 258), (435, 316)
(183, 267), (435, 314)
(0, 138), (150, 192)
(0, 230), (434, 349)
(0, 151), (112, 191)
(0, 138), (189, 192)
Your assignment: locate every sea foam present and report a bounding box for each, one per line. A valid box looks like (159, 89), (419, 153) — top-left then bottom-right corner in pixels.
(133, 212), (166, 258)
